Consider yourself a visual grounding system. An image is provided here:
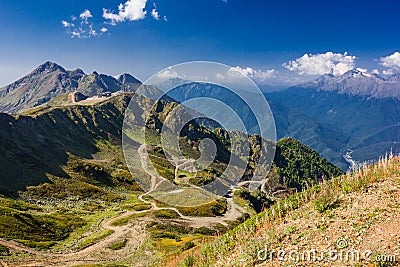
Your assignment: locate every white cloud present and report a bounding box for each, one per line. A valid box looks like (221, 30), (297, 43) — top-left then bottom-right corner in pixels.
(62, 9), (105, 39)
(151, 3), (160, 20)
(356, 67), (368, 73)
(71, 31), (81, 38)
(61, 20), (74, 27)
(80, 10), (93, 20)
(103, 0), (147, 25)
(216, 73), (225, 80)
(151, 8), (160, 20)
(227, 66), (277, 81)
(283, 52), (356, 76)
(228, 66), (255, 77)
(372, 69), (380, 75)
(163, 16), (168, 21)
(383, 69), (395, 75)
(157, 68), (186, 79)
(379, 52), (400, 75)
(255, 69), (277, 80)
(89, 27), (97, 37)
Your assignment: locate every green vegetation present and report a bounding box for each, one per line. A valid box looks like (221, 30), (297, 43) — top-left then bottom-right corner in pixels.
(182, 255), (196, 267)
(234, 189), (273, 213)
(273, 138), (344, 190)
(0, 90), (356, 266)
(312, 184), (340, 213)
(0, 198), (84, 249)
(108, 239), (127, 250)
(71, 264), (128, 267)
(129, 203), (152, 211)
(153, 209), (180, 219)
(148, 222), (192, 240)
(181, 241), (195, 251)
(77, 229), (114, 250)
(0, 244), (10, 255)
(178, 198), (227, 217)
(173, 156), (400, 267)
(110, 212), (149, 227)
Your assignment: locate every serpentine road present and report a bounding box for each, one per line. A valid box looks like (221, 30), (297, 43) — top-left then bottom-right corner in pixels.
(0, 144), (246, 266)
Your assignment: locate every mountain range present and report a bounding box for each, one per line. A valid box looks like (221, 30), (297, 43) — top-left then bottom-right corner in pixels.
(0, 62), (142, 114)
(268, 69), (400, 168)
(0, 62), (397, 266)
(1, 62), (400, 170)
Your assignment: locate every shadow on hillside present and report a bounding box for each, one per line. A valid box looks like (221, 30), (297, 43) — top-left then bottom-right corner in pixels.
(0, 104), (123, 196)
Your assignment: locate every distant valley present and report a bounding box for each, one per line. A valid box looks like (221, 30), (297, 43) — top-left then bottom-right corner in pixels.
(0, 62), (399, 266)
(268, 69), (400, 169)
(2, 63), (400, 170)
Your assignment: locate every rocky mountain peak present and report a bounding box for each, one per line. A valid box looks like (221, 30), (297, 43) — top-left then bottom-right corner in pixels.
(32, 61), (65, 75)
(300, 68), (400, 99)
(117, 73), (142, 85)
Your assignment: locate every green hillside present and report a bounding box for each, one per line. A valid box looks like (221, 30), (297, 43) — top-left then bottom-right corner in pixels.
(0, 92), (345, 266)
(173, 156), (400, 267)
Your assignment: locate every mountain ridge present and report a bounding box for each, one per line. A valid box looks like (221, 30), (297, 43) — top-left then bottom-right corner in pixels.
(0, 62), (141, 114)
(300, 69), (400, 99)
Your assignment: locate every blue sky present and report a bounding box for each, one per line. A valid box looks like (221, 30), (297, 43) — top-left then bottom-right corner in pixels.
(0, 0), (399, 86)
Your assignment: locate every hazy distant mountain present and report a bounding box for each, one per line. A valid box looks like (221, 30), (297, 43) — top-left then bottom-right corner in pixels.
(0, 62), (141, 114)
(162, 81), (349, 169)
(301, 69), (400, 99)
(387, 73), (400, 82)
(257, 84), (288, 93)
(3, 62), (399, 169)
(269, 69), (400, 166)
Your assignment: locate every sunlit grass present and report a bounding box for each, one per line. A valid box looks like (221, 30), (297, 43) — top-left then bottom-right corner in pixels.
(173, 155), (400, 267)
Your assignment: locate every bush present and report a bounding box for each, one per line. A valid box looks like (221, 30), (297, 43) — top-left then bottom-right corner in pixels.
(313, 190), (339, 213)
(181, 241), (195, 251)
(183, 255), (196, 267)
(193, 227), (214, 235)
(153, 209), (180, 219)
(0, 244), (10, 255)
(108, 239), (127, 250)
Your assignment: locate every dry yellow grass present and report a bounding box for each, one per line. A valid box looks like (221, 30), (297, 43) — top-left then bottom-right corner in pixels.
(174, 155), (400, 267)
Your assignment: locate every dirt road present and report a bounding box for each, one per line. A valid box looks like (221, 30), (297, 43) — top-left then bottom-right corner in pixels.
(0, 145), (247, 266)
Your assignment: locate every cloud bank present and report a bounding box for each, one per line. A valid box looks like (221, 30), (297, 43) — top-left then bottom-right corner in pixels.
(226, 66), (277, 82)
(62, 0), (167, 38)
(103, 0), (147, 25)
(62, 10), (105, 39)
(379, 52), (400, 75)
(283, 52), (356, 76)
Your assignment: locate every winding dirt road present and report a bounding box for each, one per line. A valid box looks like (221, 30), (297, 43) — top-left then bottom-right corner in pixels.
(0, 209), (147, 266)
(0, 144), (247, 266)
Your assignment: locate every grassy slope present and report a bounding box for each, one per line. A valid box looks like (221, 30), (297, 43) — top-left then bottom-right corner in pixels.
(0, 92), (348, 261)
(174, 156), (400, 267)
(0, 93), (237, 252)
(0, 94), (133, 194)
(0, 195), (85, 249)
(235, 138), (343, 215)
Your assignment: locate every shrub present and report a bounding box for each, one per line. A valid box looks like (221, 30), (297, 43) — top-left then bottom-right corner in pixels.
(183, 255), (196, 267)
(108, 239), (127, 250)
(181, 241), (195, 252)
